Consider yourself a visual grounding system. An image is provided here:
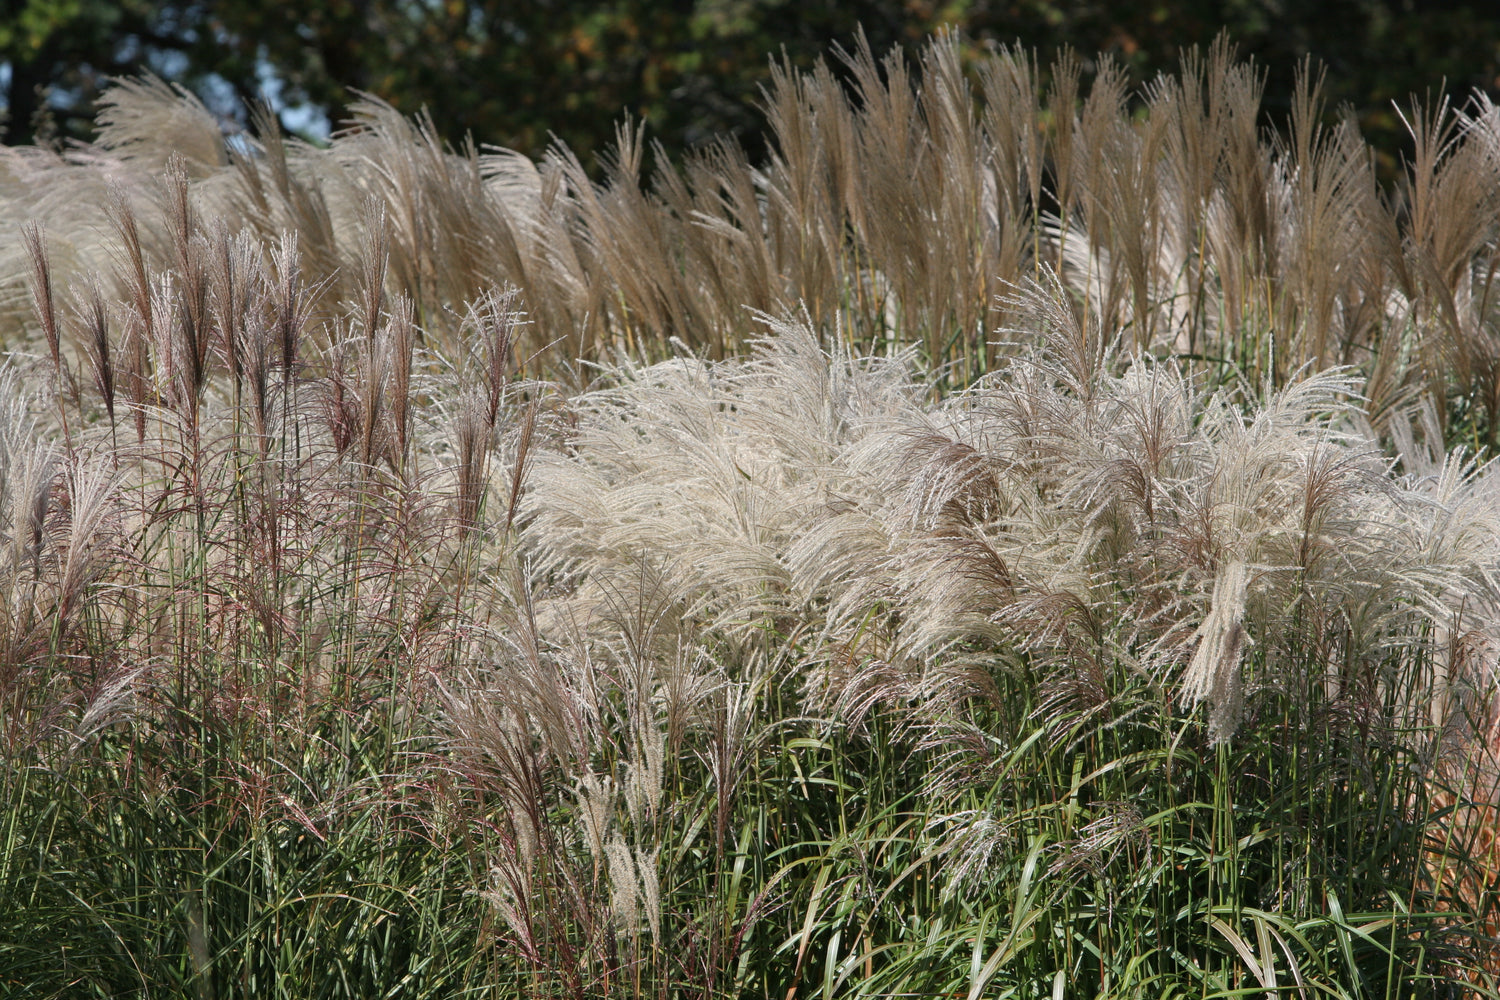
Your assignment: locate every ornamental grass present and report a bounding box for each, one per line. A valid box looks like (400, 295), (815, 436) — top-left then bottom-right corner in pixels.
(4, 31), (1500, 998)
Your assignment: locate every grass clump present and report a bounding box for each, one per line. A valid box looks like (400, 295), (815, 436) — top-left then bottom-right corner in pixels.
(10, 34), (1500, 453)
(500, 314), (1500, 996)
(2, 30), (1500, 1000)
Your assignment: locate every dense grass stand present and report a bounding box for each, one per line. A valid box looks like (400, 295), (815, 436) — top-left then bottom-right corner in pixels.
(4, 33), (1500, 998)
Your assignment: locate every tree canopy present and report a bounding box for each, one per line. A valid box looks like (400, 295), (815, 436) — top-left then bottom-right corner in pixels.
(5, 0), (1500, 171)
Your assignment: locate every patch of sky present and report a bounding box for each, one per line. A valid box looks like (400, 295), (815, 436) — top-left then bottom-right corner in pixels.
(256, 53), (331, 143)
(0, 37), (330, 147)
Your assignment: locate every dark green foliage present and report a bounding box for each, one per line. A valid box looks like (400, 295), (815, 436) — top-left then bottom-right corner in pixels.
(6, 0), (1500, 173)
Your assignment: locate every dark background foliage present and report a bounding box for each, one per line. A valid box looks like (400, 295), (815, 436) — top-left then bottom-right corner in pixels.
(5, 1), (1500, 172)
